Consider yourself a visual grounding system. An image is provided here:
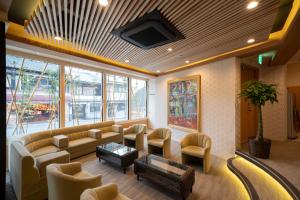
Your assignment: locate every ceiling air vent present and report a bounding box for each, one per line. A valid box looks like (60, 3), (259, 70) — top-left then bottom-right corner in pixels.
(111, 10), (184, 50)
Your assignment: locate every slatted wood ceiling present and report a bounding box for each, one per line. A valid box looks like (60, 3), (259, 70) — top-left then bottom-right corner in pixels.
(24, 0), (280, 72)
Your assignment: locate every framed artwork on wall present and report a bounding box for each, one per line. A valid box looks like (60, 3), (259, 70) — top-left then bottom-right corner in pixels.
(167, 75), (201, 132)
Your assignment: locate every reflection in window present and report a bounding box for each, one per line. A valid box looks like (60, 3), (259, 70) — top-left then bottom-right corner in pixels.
(106, 74), (128, 121)
(130, 79), (147, 119)
(6, 55), (60, 137)
(65, 67), (102, 126)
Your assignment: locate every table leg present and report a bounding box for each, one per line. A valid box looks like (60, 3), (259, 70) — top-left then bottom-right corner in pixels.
(123, 168), (126, 174)
(137, 175), (140, 181)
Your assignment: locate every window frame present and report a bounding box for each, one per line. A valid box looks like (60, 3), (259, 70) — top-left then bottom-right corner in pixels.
(6, 51), (148, 138)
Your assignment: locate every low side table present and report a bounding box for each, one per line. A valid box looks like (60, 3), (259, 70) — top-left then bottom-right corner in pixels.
(96, 142), (138, 173)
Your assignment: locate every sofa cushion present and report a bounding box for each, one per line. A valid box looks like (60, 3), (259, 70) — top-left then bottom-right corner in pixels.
(36, 151), (70, 177)
(148, 139), (164, 147)
(68, 137), (98, 154)
(31, 145), (60, 157)
(124, 134), (136, 141)
(102, 132), (120, 140)
(68, 131), (89, 141)
(73, 170), (93, 178)
(181, 146), (205, 158)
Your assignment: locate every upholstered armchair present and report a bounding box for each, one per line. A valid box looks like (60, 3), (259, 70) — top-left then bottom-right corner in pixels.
(80, 183), (131, 200)
(180, 133), (212, 173)
(123, 124), (146, 151)
(147, 128), (171, 158)
(46, 162), (102, 200)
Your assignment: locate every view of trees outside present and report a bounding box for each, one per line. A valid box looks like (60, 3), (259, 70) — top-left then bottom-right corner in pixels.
(106, 74), (128, 121)
(6, 55), (60, 137)
(130, 78), (147, 119)
(65, 66), (102, 126)
(6, 54), (147, 138)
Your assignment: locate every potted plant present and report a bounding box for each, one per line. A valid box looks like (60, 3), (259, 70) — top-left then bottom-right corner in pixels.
(240, 80), (278, 159)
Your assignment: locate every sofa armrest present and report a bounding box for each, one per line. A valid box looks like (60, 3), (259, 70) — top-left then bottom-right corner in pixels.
(58, 162), (82, 175)
(180, 136), (190, 149)
(112, 125), (123, 133)
(123, 126), (134, 135)
(52, 135), (69, 149)
(36, 151), (70, 177)
(94, 183), (119, 200)
(147, 130), (158, 140)
(88, 129), (102, 139)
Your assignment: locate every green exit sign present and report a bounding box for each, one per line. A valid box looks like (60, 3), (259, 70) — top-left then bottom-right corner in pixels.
(258, 51), (276, 65)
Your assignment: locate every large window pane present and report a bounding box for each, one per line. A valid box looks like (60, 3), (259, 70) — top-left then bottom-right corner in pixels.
(65, 67), (102, 126)
(130, 78), (147, 119)
(106, 74), (128, 121)
(6, 55), (60, 138)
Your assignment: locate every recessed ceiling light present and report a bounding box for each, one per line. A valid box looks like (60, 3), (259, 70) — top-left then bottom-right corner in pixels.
(167, 48), (173, 52)
(247, 1), (258, 9)
(54, 36), (62, 41)
(99, 0), (108, 6)
(125, 59), (129, 63)
(185, 60), (190, 64)
(247, 38), (255, 44)
(156, 70), (160, 73)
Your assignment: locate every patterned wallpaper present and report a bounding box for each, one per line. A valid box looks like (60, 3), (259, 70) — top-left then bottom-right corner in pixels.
(260, 65), (287, 141)
(148, 58), (240, 158)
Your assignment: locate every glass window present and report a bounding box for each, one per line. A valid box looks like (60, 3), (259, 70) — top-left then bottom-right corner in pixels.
(65, 67), (102, 126)
(6, 55), (60, 138)
(130, 78), (147, 119)
(106, 74), (128, 121)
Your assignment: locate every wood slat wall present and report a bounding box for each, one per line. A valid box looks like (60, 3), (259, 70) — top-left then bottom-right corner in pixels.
(24, 0), (280, 72)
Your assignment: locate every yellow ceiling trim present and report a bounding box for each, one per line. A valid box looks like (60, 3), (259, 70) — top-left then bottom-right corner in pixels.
(161, 0), (300, 76)
(6, 22), (157, 77)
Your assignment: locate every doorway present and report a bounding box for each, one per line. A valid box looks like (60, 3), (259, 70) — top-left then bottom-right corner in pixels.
(240, 64), (259, 145)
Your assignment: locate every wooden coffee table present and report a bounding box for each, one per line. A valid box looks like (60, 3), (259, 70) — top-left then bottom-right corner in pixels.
(96, 142), (138, 173)
(134, 154), (195, 200)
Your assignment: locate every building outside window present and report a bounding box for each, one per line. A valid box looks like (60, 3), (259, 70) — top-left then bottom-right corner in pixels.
(130, 78), (147, 119)
(6, 55), (60, 138)
(65, 66), (102, 126)
(106, 74), (128, 121)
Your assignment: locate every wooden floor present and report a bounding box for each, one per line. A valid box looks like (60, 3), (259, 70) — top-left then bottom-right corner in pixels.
(74, 136), (249, 200)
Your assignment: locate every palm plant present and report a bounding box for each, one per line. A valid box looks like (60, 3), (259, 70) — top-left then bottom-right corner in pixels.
(240, 80), (278, 142)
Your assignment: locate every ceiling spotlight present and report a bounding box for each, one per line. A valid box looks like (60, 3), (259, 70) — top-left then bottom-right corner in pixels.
(247, 38), (255, 44)
(156, 70), (160, 73)
(185, 60), (190, 64)
(125, 59), (129, 63)
(167, 48), (173, 52)
(247, 1), (258, 9)
(54, 36), (62, 41)
(99, 0), (108, 6)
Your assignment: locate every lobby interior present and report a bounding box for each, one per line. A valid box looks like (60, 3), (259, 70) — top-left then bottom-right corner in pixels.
(1, 0), (300, 200)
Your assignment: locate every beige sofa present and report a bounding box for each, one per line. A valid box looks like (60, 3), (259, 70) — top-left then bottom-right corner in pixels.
(81, 184), (131, 200)
(9, 141), (70, 200)
(10, 120), (123, 200)
(180, 133), (212, 173)
(20, 120), (123, 159)
(47, 162), (101, 200)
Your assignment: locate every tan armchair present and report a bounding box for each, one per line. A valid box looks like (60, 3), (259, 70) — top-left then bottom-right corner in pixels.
(147, 128), (171, 158)
(46, 162), (102, 200)
(180, 133), (212, 173)
(80, 183), (131, 200)
(123, 124), (146, 151)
